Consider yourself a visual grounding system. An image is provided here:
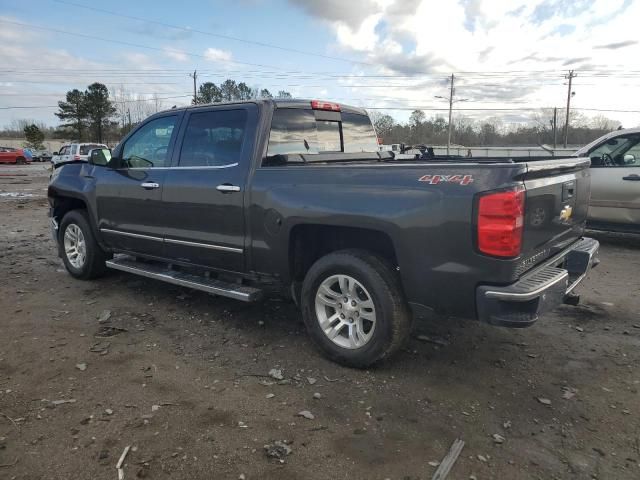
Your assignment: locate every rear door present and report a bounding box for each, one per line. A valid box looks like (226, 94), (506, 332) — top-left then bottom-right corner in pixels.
(161, 104), (257, 272)
(95, 114), (180, 258)
(585, 134), (640, 226)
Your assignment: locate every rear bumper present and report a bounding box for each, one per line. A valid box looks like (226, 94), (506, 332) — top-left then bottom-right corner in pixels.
(476, 237), (600, 327)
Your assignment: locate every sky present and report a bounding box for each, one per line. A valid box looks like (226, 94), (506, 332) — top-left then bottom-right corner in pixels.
(1, 0), (640, 128)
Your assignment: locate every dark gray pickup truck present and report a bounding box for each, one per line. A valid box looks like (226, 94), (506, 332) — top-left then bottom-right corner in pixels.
(48, 99), (599, 367)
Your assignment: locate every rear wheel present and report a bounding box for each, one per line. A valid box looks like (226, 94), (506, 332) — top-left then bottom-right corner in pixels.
(59, 210), (108, 280)
(301, 249), (412, 368)
(16, 157), (26, 165)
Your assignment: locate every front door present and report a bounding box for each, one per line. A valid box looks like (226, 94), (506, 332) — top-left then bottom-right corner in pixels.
(161, 105), (257, 272)
(96, 114), (181, 258)
(587, 133), (640, 226)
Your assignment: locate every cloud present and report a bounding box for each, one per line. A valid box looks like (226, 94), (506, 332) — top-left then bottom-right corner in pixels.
(369, 50), (451, 76)
(507, 5), (526, 17)
(478, 46), (494, 62)
(530, 0), (595, 25)
(563, 56), (591, 65)
(164, 47), (189, 62)
(203, 47), (232, 62)
(460, 0), (484, 33)
(551, 23), (575, 36)
(287, 0), (380, 29)
(0, 17), (189, 126)
(594, 40), (638, 49)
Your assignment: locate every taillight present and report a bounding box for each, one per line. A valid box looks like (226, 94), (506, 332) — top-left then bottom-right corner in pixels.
(311, 100), (341, 112)
(477, 186), (525, 258)
(73, 155), (81, 160)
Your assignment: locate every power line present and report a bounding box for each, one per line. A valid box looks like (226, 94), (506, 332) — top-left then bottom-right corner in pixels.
(0, 19), (305, 74)
(53, 0), (376, 67)
(2, 101), (639, 113)
(0, 94), (193, 110)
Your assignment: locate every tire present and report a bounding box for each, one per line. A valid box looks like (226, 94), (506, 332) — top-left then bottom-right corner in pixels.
(16, 157), (26, 165)
(59, 210), (108, 280)
(301, 249), (412, 368)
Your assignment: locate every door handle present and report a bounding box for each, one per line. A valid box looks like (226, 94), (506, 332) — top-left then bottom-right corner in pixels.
(216, 184), (241, 193)
(140, 182), (160, 189)
(622, 175), (640, 181)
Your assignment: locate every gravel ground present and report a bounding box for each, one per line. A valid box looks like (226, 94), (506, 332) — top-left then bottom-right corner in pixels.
(1, 164), (639, 480)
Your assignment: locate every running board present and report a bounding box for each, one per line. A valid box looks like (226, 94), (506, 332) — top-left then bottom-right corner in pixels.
(105, 256), (262, 302)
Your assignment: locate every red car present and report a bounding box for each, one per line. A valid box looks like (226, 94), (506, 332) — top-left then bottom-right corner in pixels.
(0, 147), (31, 164)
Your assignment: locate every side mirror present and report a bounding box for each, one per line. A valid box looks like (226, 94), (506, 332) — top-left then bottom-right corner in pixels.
(52, 151), (59, 156)
(89, 148), (112, 166)
(623, 153), (636, 164)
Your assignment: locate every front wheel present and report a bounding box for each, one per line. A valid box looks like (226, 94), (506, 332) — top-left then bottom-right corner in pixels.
(301, 250), (412, 368)
(59, 210), (108, 280)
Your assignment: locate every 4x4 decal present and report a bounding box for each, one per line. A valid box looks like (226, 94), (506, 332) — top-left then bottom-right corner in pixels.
(418, 174), (474, 185)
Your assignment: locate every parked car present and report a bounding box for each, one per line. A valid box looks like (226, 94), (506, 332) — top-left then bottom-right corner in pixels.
(0, 146), (31, 164)
(574, 128), (640, 232)
(51, 143), (108, 165)
(48, 99), (599, 367)
(32, 149), (53, 162)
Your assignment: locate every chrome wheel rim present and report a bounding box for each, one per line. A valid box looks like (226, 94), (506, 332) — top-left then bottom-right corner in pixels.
(64, 224), (86, 269)
(315, 274), (376, 349)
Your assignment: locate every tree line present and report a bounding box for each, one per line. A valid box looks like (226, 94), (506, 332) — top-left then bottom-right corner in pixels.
(48, 79), (293, 143)
(1, 86), (625, 149)
(370, 109), (622, 148)
(194, 79), (291, 104)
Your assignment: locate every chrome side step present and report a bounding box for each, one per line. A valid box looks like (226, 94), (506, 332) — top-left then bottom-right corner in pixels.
(106, 255), (262, 302)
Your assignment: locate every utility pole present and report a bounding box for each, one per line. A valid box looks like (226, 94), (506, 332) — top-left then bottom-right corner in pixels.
(435, 74), (467, 156)
(553, 107), (557, 150)
(189, 70), (198, 104)
(447, 74), (454, 156)
(563, 70), (576, 148)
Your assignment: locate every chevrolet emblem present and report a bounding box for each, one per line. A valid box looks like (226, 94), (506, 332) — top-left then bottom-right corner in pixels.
(559, 205), (573, 221)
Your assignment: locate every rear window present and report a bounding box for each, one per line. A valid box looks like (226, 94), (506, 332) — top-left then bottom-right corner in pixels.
(80, 144), (103, 155)
(341, 112), (378, 153)
(266, 108), (377, 159)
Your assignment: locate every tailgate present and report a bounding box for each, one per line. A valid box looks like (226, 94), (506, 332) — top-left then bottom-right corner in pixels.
(519, 157), (591, 270)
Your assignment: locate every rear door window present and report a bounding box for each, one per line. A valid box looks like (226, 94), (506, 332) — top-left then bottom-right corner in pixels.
(178, 109), (248, 167)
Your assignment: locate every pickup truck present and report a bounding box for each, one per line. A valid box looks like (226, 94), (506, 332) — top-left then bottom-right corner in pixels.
(48, 99), (599, 367)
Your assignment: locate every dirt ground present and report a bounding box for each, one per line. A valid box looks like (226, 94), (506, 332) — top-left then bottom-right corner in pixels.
(1, 164), (639, 480)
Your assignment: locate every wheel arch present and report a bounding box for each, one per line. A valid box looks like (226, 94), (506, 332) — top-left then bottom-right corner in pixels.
(50, 193), (107, 251)
(288, 223), (400, 301)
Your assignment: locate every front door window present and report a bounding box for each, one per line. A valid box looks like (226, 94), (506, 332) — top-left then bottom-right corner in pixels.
(121, 116), (177, 168)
